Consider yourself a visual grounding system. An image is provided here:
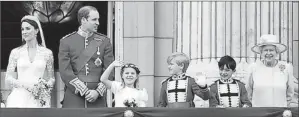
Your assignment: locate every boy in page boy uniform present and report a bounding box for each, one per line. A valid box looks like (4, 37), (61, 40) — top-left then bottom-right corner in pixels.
(157, 52), (210, 108)
(209, 55), (251, 107)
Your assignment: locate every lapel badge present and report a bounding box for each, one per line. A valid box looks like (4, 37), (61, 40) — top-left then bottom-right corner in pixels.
(94, 57), (102, 67)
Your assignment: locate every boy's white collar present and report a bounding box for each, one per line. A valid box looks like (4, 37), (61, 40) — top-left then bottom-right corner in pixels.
(172, 73), (186, 80)
(220, 78), (233, 84)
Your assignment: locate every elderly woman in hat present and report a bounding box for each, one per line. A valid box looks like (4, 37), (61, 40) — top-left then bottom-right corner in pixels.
(5, 15), (55, 108)
(246, 34), (295, 107)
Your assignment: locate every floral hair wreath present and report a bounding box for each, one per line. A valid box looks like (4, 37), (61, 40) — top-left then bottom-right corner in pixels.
(121, 64), (138, 68)
(121, 63), (140, 74)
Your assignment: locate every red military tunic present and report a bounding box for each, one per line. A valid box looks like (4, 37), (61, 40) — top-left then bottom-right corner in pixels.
(58, 28), (114, 108)
(209, 78), (252, 107)
(157, 74), (210, 108)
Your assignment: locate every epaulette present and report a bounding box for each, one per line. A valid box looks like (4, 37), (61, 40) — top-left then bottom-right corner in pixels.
(214, 79), (220, 83)
(234, 79), (245, 85)
(61, 31), (77, 39)
(93, 32), (109, 41)
(211, 79), (220, 85)
(94, 32), (108, 38)
(161, 77), (171, 84)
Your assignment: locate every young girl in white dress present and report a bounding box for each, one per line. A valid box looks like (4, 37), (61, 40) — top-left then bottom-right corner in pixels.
(100, 60), (148, 107)
(5, 15), (55, 108)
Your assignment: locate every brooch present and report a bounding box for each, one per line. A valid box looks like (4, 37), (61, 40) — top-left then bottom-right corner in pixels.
(94, 58), (102, 67)
(279, 64), (286, 72)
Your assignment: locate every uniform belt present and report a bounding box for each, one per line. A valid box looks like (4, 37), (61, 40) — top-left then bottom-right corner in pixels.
(77, 75), (100, 83)
(167, 102), (193, 108)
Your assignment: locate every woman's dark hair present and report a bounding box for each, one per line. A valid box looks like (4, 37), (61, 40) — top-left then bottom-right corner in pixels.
(218, 55), (236, 71)
(21, 19), (42, 46)
(120, 63), (141, 88)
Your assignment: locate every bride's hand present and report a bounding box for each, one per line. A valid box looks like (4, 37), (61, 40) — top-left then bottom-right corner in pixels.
(22, 82), (39, 92)
(13, 80), (32, 89)
(12, 80), (23, 88)
(45, 79), (54, 89)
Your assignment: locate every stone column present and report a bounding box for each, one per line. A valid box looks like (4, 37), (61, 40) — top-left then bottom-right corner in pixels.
(123, 2), (155, 107)
(153, 2), (176, 106)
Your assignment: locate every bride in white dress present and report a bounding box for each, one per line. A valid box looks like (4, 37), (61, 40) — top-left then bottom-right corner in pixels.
(5, 15), (55, 108)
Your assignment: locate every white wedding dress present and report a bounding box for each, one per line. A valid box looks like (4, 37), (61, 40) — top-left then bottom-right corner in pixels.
(5, 44), (55, 108)
(110, 81), (148, 107)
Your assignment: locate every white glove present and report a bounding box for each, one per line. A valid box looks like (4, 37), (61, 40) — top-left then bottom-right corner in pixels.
(194, 72), (207, 87)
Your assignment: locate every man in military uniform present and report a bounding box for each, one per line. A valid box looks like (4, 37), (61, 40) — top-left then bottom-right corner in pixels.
(58, 6), (114, 108)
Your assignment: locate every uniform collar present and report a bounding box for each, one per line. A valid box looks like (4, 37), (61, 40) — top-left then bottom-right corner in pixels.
(220, 78), (234, 84)
(77, 27), (93, 38)
(171, 73), (186, 80)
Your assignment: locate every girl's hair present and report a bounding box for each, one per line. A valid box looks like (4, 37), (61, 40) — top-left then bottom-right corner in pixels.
(20, 19), (42, 46)
(167, 52), (190, 73)
(120, 63), (141, 88)
(218, 55), (236, 71)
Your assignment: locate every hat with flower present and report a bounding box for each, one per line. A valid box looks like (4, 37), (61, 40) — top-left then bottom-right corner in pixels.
(251, 34), (287, 54)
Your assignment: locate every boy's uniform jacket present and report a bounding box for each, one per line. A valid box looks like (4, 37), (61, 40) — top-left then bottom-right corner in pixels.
(209, 78), (252, 107)
(157, 74), (209, 108)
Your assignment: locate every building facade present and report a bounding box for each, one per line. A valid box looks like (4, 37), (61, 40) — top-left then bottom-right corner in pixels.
(1, 1), (298, 107)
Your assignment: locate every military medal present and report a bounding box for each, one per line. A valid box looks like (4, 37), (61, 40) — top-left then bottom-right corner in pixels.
(94, 47), (102, 67)
(95, 58), (102, 67)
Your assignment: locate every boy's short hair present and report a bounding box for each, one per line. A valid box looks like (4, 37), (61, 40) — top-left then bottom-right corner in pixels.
(218, 55), (236, 71)
(167, 52), (190, 73)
